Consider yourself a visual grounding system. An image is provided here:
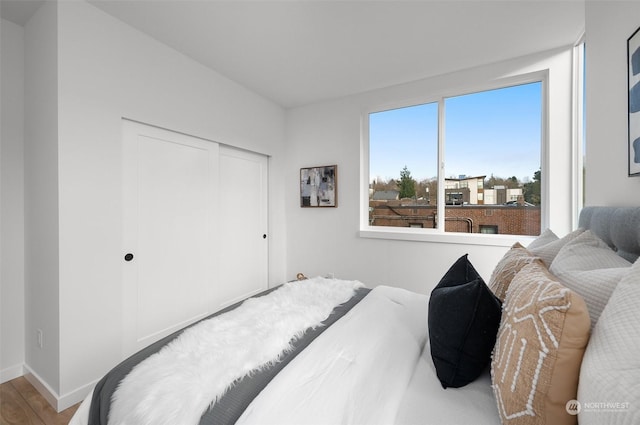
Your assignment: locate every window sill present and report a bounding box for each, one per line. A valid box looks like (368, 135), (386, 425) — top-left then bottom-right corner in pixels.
(359, 227), (536, 247)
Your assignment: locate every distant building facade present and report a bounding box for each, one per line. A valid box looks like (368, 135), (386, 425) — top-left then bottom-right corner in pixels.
(370, 175), (537, 236)
(368, 203), (540, 236)
(371, 190), (400, 201)
(444, 175), (485, 205)
(443, 175), (523, 206)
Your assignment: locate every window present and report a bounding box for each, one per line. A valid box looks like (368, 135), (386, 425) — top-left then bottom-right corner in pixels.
(367, 79), (543, 237)
(479, 225), (499, 234)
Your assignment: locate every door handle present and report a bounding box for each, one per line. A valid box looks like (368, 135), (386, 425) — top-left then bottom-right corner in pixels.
(124, 253), (134, 262)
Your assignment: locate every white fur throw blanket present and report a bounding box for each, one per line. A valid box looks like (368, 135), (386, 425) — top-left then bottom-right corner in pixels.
(108, 277), (364, 425)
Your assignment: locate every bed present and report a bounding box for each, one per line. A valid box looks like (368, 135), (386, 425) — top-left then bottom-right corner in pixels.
(70, 206), (640, 425)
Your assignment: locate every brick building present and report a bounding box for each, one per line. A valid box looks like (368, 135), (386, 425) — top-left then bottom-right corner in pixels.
(369, 202), (540, 236)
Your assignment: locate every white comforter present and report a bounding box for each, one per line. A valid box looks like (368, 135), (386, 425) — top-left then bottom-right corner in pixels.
(237, 285), (429, 425)
(70, 284), (500, 425)
(236, 285), (500, 425)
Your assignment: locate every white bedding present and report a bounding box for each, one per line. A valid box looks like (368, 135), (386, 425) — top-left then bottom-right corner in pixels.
(70, 285), (500, 425)
(237, 285), (500, 425)
(396, 341), (500, 425)
(236, 285), (428, 425)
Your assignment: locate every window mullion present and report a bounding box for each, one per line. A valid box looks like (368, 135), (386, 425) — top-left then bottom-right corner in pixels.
(437, 97), (446, 232)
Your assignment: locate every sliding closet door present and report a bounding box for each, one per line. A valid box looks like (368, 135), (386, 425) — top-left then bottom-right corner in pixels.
(122, 120), (219, 355)
(217, 146), (269, 306)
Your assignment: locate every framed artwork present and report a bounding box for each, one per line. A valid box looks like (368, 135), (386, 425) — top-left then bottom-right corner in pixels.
(300, 165), (337, 207)
(628, 25), (640, 176)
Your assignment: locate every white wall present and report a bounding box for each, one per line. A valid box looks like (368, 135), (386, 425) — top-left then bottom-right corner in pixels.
(23, 1), (61, 395)
(1, 18), (26, 383)
(585, 1), (640, 206)
(285, 47), (576, 295)
(20, 0), (287, 409)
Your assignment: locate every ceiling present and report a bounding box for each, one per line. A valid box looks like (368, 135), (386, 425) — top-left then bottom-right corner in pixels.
(2, 0), (585, 108)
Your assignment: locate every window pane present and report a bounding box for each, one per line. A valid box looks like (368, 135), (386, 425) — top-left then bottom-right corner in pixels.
(444, 82), (542, 235)
(369, 103), (438, 228)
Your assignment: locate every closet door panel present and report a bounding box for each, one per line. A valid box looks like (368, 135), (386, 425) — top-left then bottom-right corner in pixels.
(122, 120), (219, 356)
(218, 146), (269, 306)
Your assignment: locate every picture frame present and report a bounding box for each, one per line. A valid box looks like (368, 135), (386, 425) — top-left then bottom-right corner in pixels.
(300, 165), (337, 207)
(628, 25), (640, 176)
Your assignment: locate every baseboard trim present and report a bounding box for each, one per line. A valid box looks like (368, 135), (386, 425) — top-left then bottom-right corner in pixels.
(0, 363), (25, 384)
(23, 365), (59, 410)
(23, 365), (96, 412)
(58, 379), (96, 411)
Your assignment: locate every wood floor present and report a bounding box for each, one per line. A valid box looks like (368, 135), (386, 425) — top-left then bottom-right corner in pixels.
(1, 377), (79, 425)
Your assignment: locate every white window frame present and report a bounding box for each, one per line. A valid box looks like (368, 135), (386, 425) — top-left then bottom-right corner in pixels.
(571, 36), (586, 229)
(360, 71), (549, 247)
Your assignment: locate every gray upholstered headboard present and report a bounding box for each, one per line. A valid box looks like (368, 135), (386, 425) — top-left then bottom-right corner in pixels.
(578, 206), (640, 263)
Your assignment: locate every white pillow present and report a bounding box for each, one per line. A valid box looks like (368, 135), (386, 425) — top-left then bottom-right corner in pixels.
(577, 257), (640, 425)
(528, 228), (585, 267)
(550, 230), (631, 271)
(526, 228), (559, 250)
(550, 231), (631, 328)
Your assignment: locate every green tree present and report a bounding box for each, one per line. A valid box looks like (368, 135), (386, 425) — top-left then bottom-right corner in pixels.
(523, 169), (541, 205)
(398, 166), (416, 199)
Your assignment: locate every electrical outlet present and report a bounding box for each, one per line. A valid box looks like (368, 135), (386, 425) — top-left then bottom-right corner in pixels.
(325, 272), (335, 279)
(36, 329), (43, 348)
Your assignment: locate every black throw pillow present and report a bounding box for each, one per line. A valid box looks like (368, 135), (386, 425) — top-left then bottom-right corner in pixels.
(428, 254), (502, 389)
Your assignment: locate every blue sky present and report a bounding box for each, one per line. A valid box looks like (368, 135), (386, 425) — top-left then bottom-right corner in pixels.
(369, 82), (542, 183)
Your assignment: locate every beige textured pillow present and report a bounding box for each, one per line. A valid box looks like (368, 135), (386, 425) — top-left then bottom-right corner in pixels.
(492, 262), (591, 425)
(528, 228), (585, 267)
(488, 242), (543, 301)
